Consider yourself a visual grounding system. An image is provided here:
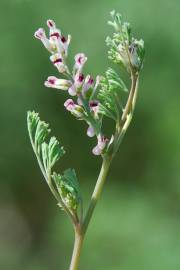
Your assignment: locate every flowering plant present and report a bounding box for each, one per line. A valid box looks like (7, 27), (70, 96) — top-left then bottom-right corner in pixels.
(27, 11), (145, 270)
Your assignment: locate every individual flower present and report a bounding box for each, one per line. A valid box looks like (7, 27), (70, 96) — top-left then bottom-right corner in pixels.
(50, 53), (68, 73)
(61, 35), (71, 57)
(64, 99), (75, 111)
(92, 135), (109, 155)
(68, 73), (85, 96)
(74, 73), (85, 89)
(34, 28), (53, 53)
(44, 76), (72, 90)
(89, 100), (99, 115)
(47, 19), (61, 37)
(64, 99), (84, 118)
(82, 75), (94, 97)
(73, 53), (87, 74)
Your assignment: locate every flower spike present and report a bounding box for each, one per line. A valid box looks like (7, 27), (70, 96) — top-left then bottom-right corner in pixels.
(34, 13), (144, 158)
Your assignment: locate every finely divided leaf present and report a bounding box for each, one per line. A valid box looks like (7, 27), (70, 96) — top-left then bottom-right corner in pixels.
(52, 169), (81, 211)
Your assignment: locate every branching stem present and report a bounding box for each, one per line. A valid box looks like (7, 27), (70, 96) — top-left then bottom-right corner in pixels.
(69, 154), (112, 269)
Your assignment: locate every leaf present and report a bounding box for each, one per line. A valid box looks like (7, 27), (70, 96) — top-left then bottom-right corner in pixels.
(27, 111), (66, 178)
(106, 68), (128, 92)
(35, 120), (50, 145)
(63, 169), (81, 200)
(98, 103), (117, 121)
(27, 111), (40, 132)
(48, 137), (65, 168)
(98, 68), (127, 121)
(52, 169), (81, 211)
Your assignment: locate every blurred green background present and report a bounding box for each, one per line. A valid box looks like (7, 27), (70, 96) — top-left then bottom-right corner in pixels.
(0, 0), (180, 269)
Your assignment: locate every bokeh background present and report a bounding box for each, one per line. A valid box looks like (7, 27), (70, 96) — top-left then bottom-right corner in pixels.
(0, 0), (180, 269)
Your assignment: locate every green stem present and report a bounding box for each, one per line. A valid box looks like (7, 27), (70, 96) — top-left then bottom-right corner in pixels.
(69, 228), (84, 270)
(121, 73), (138, 124)
(69, 155), (112, 270)
(83, 154), (112, 233)
(113, 73), (139, 155)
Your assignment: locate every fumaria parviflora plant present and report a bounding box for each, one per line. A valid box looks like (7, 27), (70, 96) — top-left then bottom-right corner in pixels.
(27, 11), (145, 270)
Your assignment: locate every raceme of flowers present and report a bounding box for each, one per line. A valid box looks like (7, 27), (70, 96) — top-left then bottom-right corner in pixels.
(34, 12), (145, 157)
(34, 19), (110, 156)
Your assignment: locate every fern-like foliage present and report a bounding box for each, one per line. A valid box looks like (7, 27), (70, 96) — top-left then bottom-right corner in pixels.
(52, 169), (81, 211)
(27, 111), (81, 213)
(98, 68), (128, 121)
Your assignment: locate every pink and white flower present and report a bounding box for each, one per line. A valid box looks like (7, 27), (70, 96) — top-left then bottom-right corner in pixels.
(68, 73), (85, 96)
(34, 28), (53, 53)
(50, 53), (68, 73)
(73, 53), (87, 74)
(44, 76), (72, 90)
(89, 100), (99, 114)
(74, 72), (85, 89)
(60, 34), (71, 57)
(64, 99), (84, 118)
(92, 135), (109, 155)
(82, 75), (94, 96)
(47, 19), (61, 38)
(64, 99), (76, 111)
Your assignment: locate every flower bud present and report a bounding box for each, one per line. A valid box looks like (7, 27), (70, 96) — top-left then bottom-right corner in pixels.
(68, 85), (77, 96)
(87, 125), (95, 137)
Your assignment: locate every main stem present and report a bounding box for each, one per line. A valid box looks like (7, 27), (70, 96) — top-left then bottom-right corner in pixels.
(69, 227), (84, 270)
(83, 155), (112, 233)
(69, 155), (112, 270)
